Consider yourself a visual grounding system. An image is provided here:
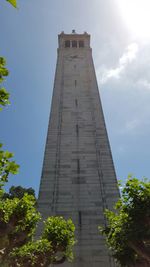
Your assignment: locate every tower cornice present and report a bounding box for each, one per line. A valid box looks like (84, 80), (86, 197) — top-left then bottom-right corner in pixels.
(58, 31), (90, 49)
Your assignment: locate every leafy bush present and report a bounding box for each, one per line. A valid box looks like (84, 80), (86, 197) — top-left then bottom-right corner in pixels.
(100, 176), (150, 267)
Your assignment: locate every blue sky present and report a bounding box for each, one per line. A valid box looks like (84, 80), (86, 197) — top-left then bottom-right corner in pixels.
(1, 0), (150, 195)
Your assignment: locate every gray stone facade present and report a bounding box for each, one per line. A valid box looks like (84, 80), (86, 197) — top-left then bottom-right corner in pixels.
(38, 31), (119, 267)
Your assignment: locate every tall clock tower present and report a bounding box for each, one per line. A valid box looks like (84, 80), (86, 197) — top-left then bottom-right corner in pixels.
(38, 31), (119, 267)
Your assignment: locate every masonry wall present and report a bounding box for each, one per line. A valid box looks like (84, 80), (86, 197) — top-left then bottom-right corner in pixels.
(38, 34), (119, 267)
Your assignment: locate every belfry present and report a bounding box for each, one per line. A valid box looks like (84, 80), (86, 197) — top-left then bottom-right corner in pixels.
(38, 31), (119, 267)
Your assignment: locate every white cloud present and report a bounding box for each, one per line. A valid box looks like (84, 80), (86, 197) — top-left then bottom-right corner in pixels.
(125, 119), (140, 132)
(119, 43), (138, 64)
(137, 79), (150, 90)
(117, 118), (141, 136)
(98, 43), (139, 84)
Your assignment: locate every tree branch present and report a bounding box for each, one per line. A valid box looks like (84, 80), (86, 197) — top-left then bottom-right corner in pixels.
(129, 241), (150, 263)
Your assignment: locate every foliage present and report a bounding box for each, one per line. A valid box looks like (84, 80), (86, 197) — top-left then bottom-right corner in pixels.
(99, 176), (150, 267)
(0, 57), (9, 84)
(6, 0), (17, 8)
(0, 211), (75, 267)
(0, 194), (40, 257)
(0, 57), (10, 110)
(0, 144), (19, 197)
(10, 239), (53, 267)
(2, 185), (35, 200)
(0, 175), (75, 267)
(42, 217), (75, 262)
(10, 217), (75, 267)
(0, 192), (40, 266)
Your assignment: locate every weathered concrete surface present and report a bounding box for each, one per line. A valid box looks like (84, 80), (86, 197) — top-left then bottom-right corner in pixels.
(38, 32), (119, 267)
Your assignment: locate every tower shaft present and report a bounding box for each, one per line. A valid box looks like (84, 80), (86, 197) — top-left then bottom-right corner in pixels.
(38, 32), (119, 267)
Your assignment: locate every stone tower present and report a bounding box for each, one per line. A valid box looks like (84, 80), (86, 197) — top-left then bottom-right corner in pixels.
(38, 31), (119, 267)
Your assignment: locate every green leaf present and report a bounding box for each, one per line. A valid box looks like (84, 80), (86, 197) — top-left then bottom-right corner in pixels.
(99, 176), (150, 266)
(0, 145), (19, 185)
(6, 0), (17, 8)
(0, 57), (10, 110)
(0, 88), (10, 107)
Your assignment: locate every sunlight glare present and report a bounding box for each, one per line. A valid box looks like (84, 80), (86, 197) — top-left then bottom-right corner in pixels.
(117, 0), (150, 39)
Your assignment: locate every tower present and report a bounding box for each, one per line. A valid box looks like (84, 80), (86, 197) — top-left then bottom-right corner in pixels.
(38, 31), (119, 267)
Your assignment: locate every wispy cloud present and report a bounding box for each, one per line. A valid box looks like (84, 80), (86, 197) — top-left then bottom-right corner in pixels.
(125, 119), (140, 132)
(137, 79), (150, 90)
(98, 43), (139, 84)
(117, 118), (141, 136)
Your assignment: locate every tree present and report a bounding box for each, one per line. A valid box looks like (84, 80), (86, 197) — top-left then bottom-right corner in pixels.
(10, 217), (75, 267)
(2, 185), (35, 199)
(6, 0), (17, 8)
(0, 57), (10, 111)
(99, 176), (150, 267)
(0, 144), (19, 197)
(0, 194), (75, 266)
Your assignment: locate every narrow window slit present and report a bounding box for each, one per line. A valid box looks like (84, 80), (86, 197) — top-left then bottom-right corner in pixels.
(78, 211), (82, 226)
(77, 159), (80, 174)
(75, 99), (78, 107)
(75, 80), (77, 87)
(76, 124), (79, 137)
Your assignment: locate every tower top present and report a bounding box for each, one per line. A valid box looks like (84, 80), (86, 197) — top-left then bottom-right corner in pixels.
(58, 31), (90, 49)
